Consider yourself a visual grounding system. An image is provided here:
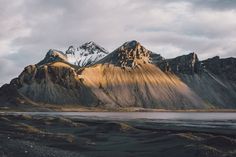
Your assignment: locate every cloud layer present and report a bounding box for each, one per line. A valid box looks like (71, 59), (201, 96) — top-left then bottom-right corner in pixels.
(0, 0), (236, 83)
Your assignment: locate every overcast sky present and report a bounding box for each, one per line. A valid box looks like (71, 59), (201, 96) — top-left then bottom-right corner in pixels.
(0, 0), (236, 84)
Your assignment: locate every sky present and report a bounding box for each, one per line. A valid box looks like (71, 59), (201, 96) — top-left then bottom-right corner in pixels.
(0, 0), (236, 84)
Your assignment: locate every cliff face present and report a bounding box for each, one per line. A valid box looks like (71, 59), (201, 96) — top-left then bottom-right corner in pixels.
(14, 63), (99, 105)
(0, 41), (236, 110)
(156, 53), (236, 108)
(202, 56), (236, 81)
(157, 53), (201, 74)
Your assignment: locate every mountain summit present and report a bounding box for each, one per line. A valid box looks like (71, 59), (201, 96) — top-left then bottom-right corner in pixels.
(79, 41), (109, 55)
(74, 41), (109, 67)
(37, 49), (68, 66)
(100, 40), (150, 67)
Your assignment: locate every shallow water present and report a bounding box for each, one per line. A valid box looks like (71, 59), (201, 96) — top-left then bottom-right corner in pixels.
(1, 112), (236, 137)
(2, 111), (236, 120)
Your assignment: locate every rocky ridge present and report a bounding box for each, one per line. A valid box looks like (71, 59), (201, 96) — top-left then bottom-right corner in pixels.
(156, 52), (201, 74)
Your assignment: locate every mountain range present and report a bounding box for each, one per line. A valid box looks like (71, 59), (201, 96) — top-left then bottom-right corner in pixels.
(0, 40), (236, 110)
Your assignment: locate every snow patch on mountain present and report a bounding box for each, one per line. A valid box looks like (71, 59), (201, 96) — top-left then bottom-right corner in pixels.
(65, 41), (109, 67)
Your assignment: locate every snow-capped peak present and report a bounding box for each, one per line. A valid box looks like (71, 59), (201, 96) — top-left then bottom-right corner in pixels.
(78, 41), (109, 56)
(65, 41), (109, 67)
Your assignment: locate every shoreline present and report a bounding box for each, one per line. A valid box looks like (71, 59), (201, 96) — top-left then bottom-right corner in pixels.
(0, 113), (236, 157)
(2, 106), (236, 113)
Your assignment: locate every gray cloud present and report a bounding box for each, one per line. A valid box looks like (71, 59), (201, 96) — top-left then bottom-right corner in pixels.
(0, 0), (236, 83)
(191, 0), (236, 11)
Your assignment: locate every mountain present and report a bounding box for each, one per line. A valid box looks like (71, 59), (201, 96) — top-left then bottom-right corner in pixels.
(66, 41), (109, 67)
(86, 41), (208, 109)
(0, 40), (236, 110)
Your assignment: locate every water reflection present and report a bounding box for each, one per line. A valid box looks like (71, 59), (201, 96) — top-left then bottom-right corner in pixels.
(1, 111), (236, 120)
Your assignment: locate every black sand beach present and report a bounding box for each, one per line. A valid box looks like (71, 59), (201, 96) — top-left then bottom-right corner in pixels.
(0, 113), (236, 157)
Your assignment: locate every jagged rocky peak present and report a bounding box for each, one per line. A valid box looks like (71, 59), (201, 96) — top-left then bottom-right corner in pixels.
(108, 40), (151, 68)
(149, 52), (165, 64)
(66, 46), (76, 55)
(65, 41), (109, 67)
(157, 52), (201, 74)
(175, 52), (199, 65)
(65, 46), (77, 65)
(37, 49), (68, 66)
(78, 41), (109, 55)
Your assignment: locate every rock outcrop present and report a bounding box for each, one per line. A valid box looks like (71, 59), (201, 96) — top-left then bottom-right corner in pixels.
(157, 52), (201, 74)
(100, 40), (150, 68)
(15, 62), (98, 105)
(37, 49), (68, 66)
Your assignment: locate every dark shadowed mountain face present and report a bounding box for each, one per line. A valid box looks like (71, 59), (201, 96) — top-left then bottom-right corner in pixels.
(202, 56), (236, 81)
(0, 41), (236, 110)
(156, 53), (201, 74)
(156, 53), (236, 108)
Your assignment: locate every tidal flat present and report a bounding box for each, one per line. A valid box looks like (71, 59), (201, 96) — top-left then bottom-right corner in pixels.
(0, 113), (236, 157)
